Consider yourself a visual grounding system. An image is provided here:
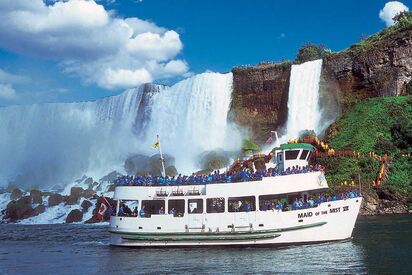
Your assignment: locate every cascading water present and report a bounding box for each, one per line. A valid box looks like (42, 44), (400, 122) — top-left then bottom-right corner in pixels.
(284, 59), (323, 139)
(0, 72), (240, 189)
(140, 72), (240, 173)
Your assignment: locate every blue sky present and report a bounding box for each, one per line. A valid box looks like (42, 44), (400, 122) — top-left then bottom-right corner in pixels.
(0, 0), (410, 106)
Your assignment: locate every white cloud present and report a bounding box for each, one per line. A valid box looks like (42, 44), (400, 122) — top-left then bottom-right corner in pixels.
(0, 84), (18, 100)
(0, 69), (27, 84)
(379, 1), (409, 27)
(0, 0), (189, 90)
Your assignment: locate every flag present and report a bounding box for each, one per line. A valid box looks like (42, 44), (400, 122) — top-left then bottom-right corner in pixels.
(96, 198), (109, 221)
(152, 141), (160, 149)
(265, 135), (273, 145)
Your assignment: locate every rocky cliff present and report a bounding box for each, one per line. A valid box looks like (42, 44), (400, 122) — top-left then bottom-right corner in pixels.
(230, 63), (291, 143)
(324, 28), (412, 106)
(230, 27), (412, 142)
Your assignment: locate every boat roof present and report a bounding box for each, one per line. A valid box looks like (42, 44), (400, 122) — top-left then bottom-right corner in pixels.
(276, 143), (314, 151)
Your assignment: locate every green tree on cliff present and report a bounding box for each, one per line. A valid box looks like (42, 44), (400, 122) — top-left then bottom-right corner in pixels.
(295, 44), (327, 64)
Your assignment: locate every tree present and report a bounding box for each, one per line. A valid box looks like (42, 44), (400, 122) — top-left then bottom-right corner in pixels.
(295, 44), (327, 64)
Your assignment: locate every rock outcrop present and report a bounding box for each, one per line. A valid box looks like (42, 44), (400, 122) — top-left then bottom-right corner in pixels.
(48, 193), (63, 206)
(324, 29), (412, 105)
(230, 63), (291, 142)
(360, 189), (409, 215)
(65, 209), (83, 223)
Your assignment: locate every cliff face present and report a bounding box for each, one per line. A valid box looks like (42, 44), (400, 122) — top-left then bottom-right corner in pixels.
(230, 64), (291, 142)
(324, 29), (412, 104)
(230, 29), (412, 142)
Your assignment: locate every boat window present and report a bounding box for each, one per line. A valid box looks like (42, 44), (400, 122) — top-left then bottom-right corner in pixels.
(228, 196), (255, 212)
(259, 195), (287, 211)
(168, 199), (185, 217)
(142, 200), (165, 216)
(206, 198), (225, 213)
(300, 150), (309, 160)
(285, 150), (300, 160)
(306, 151), (312, 160)
(188, 199), (203, 214)
(117, 200), (139, 217)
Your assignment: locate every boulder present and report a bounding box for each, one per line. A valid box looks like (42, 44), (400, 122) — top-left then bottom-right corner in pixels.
(5, 196), (34, 222)
(10, 188), (23, 200)
(124, 154), (150, 175)
(64, 195), (79, 205)
(65, 209), (83, 223)
(65, 187), (84, 205)
(70, 187), (84, 198)
(99, 171), (122, 183)
(82, 188), (95, 199)
(48, 193), (63, 206)
(107, 184), (116, 192)
(165, 166), (178, 177)
(81, 200), (93, 212)
(30, 189), (43, 204)
(33, 205), (46, 216)
(196, 150), (231, 172)
(150, 154), (175, 176)
(84, 177), (94, 185)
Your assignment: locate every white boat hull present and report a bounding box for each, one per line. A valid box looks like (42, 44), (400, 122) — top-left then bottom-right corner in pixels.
(109, 197), (362, 247)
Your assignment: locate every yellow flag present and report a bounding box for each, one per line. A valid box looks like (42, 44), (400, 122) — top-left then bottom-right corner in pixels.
(152, 141), (160, 149)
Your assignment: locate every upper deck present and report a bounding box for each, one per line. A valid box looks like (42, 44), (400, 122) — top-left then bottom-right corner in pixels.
(113, 171), (328, 201)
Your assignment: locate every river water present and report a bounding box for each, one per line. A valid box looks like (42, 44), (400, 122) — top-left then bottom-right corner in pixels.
(0, 215), (411, 274)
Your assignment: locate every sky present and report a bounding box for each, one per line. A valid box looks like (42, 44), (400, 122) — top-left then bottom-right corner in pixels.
(0, 0), (410, 106)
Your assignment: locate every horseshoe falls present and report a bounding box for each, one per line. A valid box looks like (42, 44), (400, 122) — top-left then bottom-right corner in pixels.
(284, 59), (323, 139)
(0, 72), (240, 189)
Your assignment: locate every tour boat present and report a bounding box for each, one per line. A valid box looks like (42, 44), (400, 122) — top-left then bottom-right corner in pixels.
(109, 143), (362, 247)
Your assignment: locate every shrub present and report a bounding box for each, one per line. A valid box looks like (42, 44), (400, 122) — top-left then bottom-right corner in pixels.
(295, 44), (326, 64)
(391, 120), (412, 149)
(374, 137), (397, 155)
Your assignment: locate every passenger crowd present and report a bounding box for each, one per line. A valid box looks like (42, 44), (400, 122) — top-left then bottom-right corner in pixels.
(115, 190), (361, 217)
(260, 190), (360, 212)
(114, 164), (325, 187)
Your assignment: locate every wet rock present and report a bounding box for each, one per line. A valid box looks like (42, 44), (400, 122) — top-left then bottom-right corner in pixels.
(65, 209), (83, 223)
(64, 195), (79, 205)
(99, 171), (122, 183)
(10, 188), (23, 200)
(70, 187), (84, 198)
(107, 184), (116, 192)
(5, 196), (34, 222)
(84, 177), (94, 185)
(82, 188), (95, 199)
(65, 187), (84, 205)
(196, 150), (231, 172)
(165, 166), (178, 177)
(30, 189), (43, 204)
(33, 205), (46, 216)
(81, 200), (93, 213)
(125, 154), (150, 175)
(48, 193), (63, 207)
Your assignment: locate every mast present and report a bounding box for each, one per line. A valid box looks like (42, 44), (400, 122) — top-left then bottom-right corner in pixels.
(157, 134), (166, 177)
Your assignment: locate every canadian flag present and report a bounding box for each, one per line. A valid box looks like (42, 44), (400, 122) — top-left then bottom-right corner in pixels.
(96, 197), (109, 221)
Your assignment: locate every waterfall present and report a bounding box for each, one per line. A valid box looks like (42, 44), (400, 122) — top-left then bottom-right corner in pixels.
(141, 72), (239, 172)
(0, 72), (240, 188)
(284, 59), (323, 139)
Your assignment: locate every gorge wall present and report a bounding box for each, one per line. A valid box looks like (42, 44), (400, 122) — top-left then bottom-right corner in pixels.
(324, 28), (412, 105)
(230, 27), (412, 142)
(230, 63), (291, 143)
